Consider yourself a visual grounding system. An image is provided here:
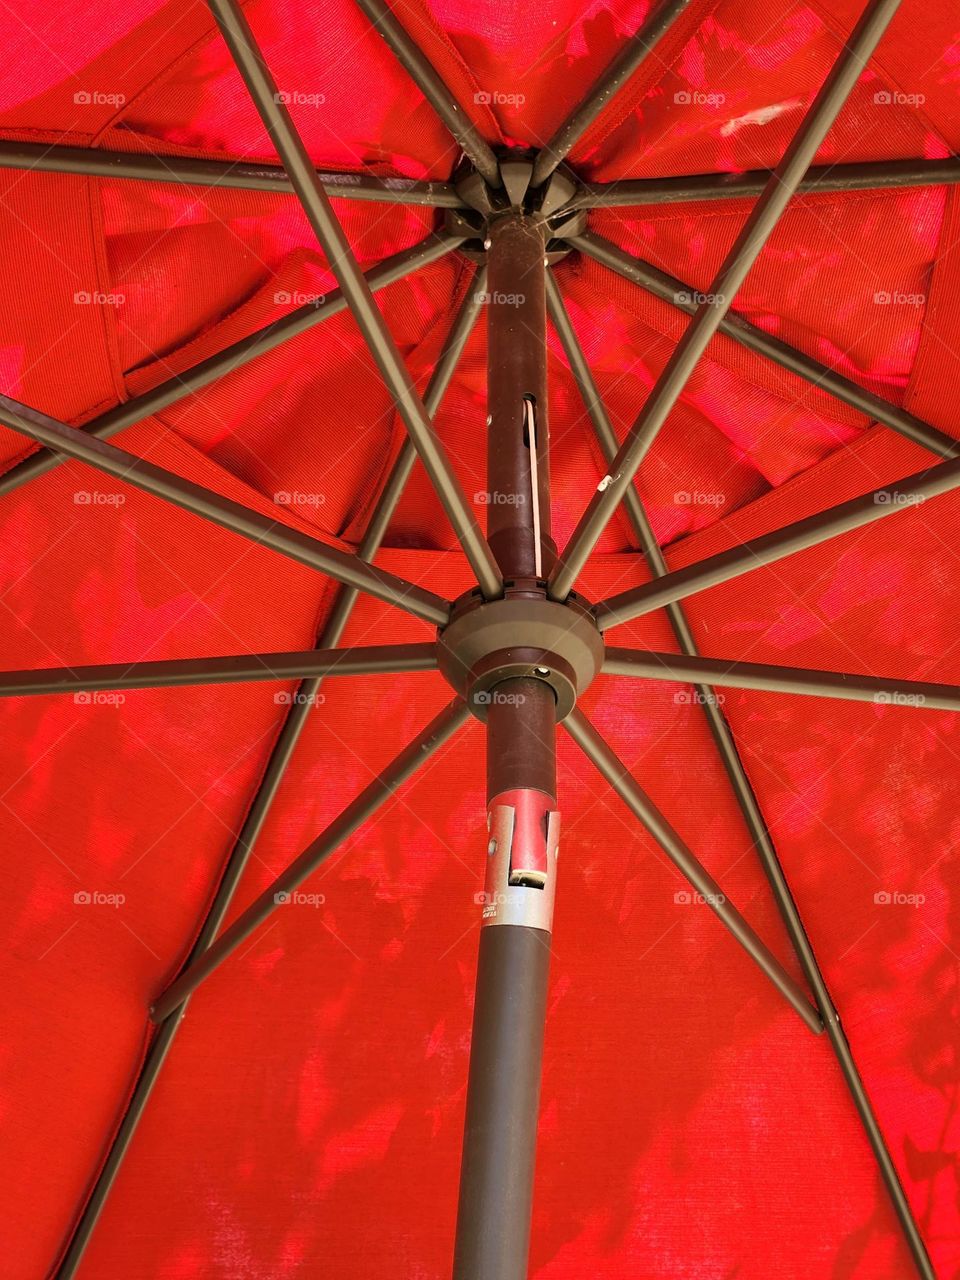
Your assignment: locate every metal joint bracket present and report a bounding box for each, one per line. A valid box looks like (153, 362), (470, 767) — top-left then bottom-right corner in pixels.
(448, 150), (587, 261)
(438, 586), (604, 720)
(481, 791), (559, 930)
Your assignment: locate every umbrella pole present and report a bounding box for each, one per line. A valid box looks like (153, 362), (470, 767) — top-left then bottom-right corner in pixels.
(453, 212), (558, 1280)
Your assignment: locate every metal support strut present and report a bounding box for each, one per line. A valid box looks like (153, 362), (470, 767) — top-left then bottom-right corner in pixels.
(453, 211), (558, 1280)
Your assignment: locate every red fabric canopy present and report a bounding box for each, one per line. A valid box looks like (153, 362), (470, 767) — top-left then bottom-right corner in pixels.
(0, 1), (957, 1276)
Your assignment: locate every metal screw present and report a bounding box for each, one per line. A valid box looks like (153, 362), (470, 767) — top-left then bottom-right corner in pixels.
(534, 666), (550, 677)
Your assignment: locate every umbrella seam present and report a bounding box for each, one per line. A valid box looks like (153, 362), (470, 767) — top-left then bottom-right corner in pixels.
(902, 184), (960, 423)
(370, 0), (502, 144)
(804, 0), (957, 152)
(570, 233), (934, 427)
(84, 171), (128, 408)
(567, 0), (725, 169)
(652, 422), (945, 565)
(90, 0), (256, 147)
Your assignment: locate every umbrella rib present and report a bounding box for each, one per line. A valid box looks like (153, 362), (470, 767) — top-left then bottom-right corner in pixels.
(548, 273), (934, 1274)
(352, 0), (501, 188)
(572, 230), (959, 460)
(530, 0), (696, 188)
(20, 5), (935, 1279)
(0, 643), (438, 697)
(603, 648), (960, 712)
(595, 454), (960, 630)
(0, 228), (463, 499)
(547, 266), (788, 847)
(0, 139), (463, 205)
(209, 0), (502, 600)
(149, 696), (470, 1021)
(563, 709), (823, 1034)
(50, 271), (485, 1280)
(604, 656), (937, 1279)
(571, 155), (960, 208)
(547, 0), (905, 602)
(55, 703), (469, 1274)
(0, 393), (450, 626)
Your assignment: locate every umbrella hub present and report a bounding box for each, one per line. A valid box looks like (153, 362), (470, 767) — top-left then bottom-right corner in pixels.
(447, 150), (587, 261)
(437, 580), (603, 720)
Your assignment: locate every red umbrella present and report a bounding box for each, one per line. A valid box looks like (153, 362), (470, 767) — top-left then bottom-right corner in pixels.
(1, 0), (957, 1275)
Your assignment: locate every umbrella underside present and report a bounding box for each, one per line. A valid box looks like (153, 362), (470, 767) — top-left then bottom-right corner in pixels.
(0, 0), (958, 1277)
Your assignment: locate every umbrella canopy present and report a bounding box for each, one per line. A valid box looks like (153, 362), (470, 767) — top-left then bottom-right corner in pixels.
(1, 0), (958, 1276)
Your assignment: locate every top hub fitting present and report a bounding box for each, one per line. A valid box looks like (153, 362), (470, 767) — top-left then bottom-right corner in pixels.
(445, 149), (587, 262)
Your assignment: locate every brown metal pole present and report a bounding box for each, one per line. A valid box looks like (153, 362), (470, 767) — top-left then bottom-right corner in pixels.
(453, 213), (558, 1280)
(485, 214), (555, 581)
